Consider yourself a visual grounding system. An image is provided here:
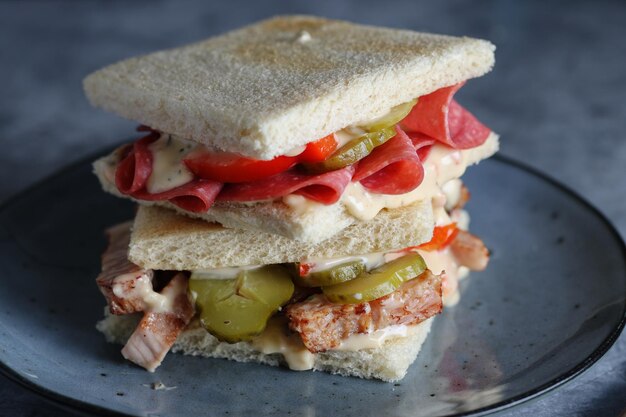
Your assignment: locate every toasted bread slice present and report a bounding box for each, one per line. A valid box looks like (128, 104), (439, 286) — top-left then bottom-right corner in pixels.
(128, 203), (434, 270)
(97, 312), (433, 382)
(84, 15), (494, 160)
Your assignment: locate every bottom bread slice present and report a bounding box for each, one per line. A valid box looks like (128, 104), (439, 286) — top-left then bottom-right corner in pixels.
(97, 312), (434, 382)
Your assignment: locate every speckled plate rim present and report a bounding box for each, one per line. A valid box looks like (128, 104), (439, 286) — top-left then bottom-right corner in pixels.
(0, 150), (625, 417)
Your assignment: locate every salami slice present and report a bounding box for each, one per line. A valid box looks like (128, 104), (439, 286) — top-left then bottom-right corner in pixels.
(115, 132), (159, 194)
(353, 127), (424, 195)
(217, 165), (355, 204)
(114, 132), (221, 212)
(400, 83), (490, 149)
(132, 179), (222, 213)
(407, 131), (436, 161)
(447, 100), (491, 149)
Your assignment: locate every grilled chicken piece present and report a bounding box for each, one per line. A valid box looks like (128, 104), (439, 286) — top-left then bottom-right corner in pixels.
(450, 230), (489, 271)
(121, 273), (194, 372)
(96, 222), (195, 371)
(285, 271), (442, 353)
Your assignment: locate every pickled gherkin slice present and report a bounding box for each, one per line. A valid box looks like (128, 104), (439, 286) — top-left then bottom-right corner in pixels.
(189, 265), (294, 342)
(322, 253), (427, 304)
(301, 126), (396, 174)
(300, 99), (417, 174)
(237, 265), (294, 307)
(361, 99), (417, 133)
(198, 293), (273, 343)
(297, 260), (366, 287)
(189, 277), (236, 302)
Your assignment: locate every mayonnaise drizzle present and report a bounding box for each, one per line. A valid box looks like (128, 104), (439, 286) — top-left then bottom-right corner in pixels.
(146, 134), (195, 194)
(111, 273), (174, 313)
(339, 132), (499, 221)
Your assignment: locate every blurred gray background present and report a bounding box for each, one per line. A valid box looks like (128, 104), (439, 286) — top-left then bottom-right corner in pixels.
(1, 0), (625, 416)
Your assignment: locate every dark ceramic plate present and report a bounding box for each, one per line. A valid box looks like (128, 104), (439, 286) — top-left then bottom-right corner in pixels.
(0, 153), (624, 417)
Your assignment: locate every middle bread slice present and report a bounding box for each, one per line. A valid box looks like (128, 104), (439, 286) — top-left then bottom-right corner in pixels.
(128, 202), (434, 271)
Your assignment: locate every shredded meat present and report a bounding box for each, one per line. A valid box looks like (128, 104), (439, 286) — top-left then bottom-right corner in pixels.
(285, 270), (442, 353)
(121, 273), (194, 372)
(450, 230), (489, 271)
(96, 222), (194, 372)
(96, 222), (155, 315)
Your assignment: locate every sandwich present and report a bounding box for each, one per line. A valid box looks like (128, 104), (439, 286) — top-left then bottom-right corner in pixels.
(87, 15), (497, 382)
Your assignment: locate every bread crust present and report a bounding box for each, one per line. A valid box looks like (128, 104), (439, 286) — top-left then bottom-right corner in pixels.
(84, 15), (495, 159)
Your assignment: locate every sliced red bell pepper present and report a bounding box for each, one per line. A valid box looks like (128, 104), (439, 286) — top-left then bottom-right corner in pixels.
(184, 135), (338, 183)
(416, 223), (459, 251)
(297, 134), (337, 163)
(184, 152), (298, 183)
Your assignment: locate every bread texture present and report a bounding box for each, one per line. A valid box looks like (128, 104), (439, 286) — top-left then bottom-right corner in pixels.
(84, 15), (495, 160)
(128, 204), (434, 270)
(97, 312), (433, 382)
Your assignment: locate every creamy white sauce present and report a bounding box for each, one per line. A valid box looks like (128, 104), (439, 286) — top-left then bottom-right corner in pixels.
(146, 134), (195, 194)
(190, 265), (261, 280)
(335, 324), (414, 351)
(334, 126), (368, 148)
(417, 247), (468, 307)
(442, 179), (463, 211)
(303, 252), (385, 274)
(450, 208), (470, 231)
(339, 132), (499, 221)
(189, 251), (395, 279)
(111, 272), (173, 313)
(253, 317), (315, 371)
(281, 194), (323, 215)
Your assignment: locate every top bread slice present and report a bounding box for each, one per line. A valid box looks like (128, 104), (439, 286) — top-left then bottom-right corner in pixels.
(84, 15), (495, 160)
(128, 203), (433, 270)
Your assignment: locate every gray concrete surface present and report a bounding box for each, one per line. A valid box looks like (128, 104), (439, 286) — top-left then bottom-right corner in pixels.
(0, 0), (625, 416)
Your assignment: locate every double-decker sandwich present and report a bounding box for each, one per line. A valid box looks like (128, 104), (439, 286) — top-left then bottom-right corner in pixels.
(87, 15), (496, 381)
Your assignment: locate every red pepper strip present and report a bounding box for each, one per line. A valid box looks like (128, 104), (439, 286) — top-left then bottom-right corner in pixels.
(415, 223), (460, 252)
(297, 134), (338, 163)
(184, 134), (338, 183)
(299, 263), (313, 277)
(184, 152), (298, 183)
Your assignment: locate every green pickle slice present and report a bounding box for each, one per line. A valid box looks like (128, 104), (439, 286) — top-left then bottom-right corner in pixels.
(297, 260), (366, 287)
(237, 265), (295, 307)
(301, 126), (396, 174)
(189, 265), (294, 342)
(322, 252), (426, 304)
(361, 99), (417, 132)
(300, 99), (417, 174)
